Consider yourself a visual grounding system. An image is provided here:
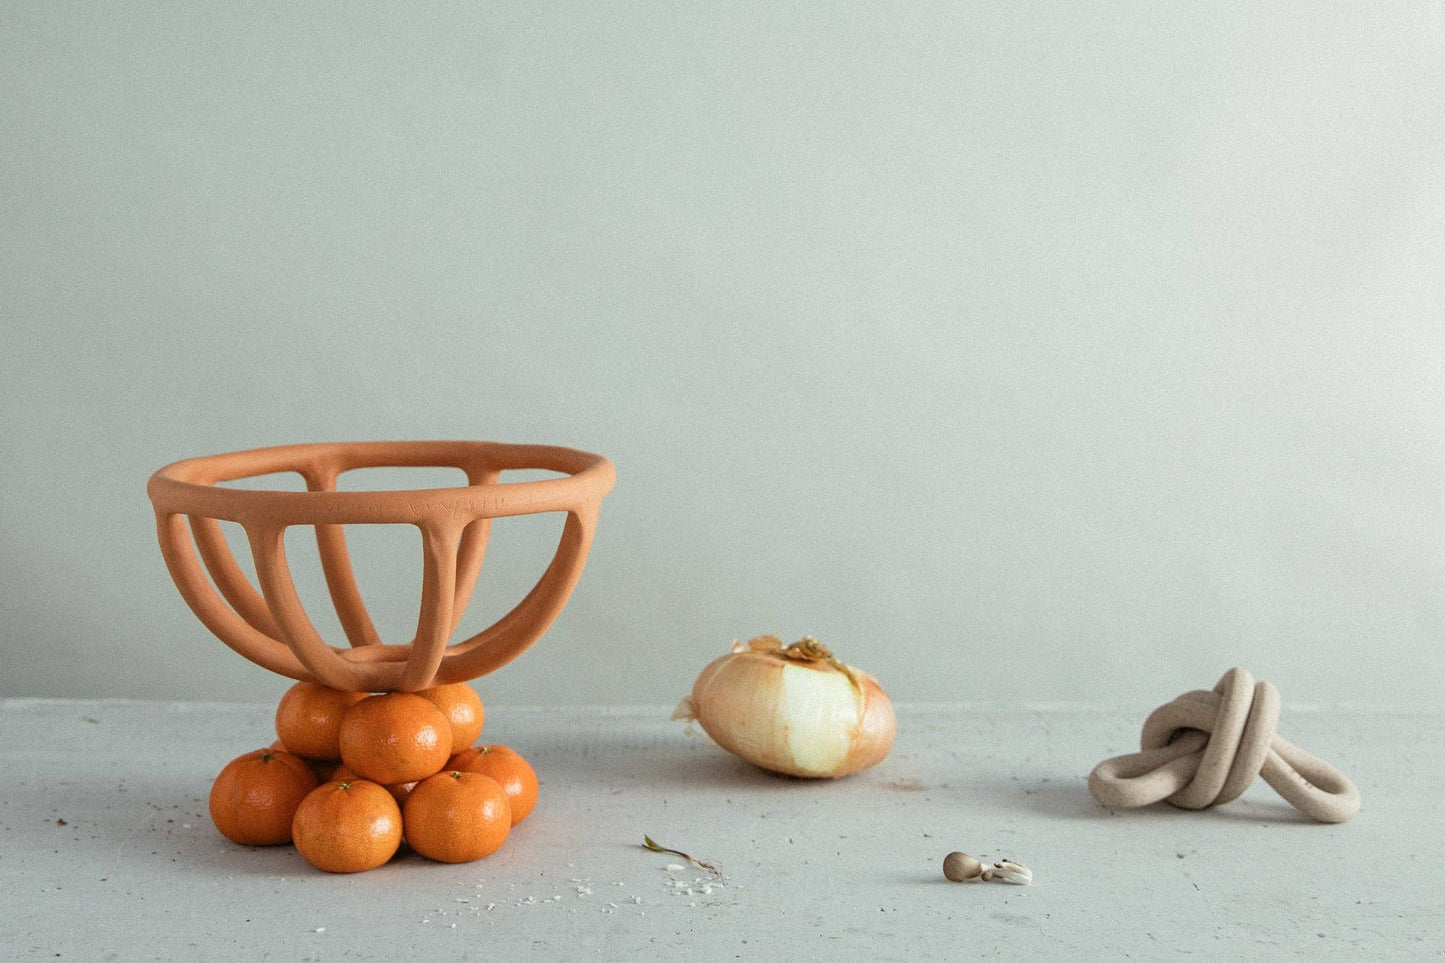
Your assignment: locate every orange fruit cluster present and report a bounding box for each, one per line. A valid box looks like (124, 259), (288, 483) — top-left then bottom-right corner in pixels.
(207, 681), (539, 873)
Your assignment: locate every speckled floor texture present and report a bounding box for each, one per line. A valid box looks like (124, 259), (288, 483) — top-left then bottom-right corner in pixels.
(3, 699), (1440, 960)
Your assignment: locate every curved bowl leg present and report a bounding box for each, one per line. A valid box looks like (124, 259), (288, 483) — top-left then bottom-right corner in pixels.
(302, 467), (384, 649)
(189, 516), (280, 638)
(154, 511), (309, 681)
(397, 523), (461, 691)
(436, 508), (599, 684)
(248, 524), (371, 691)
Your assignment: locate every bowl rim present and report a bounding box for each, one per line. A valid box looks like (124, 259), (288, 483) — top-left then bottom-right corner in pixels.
(148, 440), (615, 527)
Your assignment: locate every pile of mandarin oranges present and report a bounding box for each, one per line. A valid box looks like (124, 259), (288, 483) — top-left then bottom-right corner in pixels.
(208, 681), (538, 873)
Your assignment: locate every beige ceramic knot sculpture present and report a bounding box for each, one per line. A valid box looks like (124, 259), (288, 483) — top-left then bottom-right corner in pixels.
(148, 441), (614, 693)
(1088, 668), (1360, 823)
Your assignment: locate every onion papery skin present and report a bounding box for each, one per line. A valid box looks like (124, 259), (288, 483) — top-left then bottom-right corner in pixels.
(685, 648), (896, 778)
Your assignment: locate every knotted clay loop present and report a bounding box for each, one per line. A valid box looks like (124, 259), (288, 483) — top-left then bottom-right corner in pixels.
(1088, 668), (1360, 824)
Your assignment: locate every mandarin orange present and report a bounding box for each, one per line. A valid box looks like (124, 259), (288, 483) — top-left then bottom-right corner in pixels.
(209, 748), (317, 846)
(403, 770), (510, 863)
(271, 741), (343, 783)
(292, 780), (402, 873)
(338, 692), (452, 784)
(448, 744), (539, 824)
(275, 682), (367, 760)
(417, 682), (485, 749)
(332, 763), (417, 805)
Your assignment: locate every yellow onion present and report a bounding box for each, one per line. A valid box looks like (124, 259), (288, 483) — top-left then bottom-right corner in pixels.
(673, 635), (896, 778)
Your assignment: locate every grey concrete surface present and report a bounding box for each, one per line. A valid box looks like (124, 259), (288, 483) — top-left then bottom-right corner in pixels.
(3, 699), (1440, 959)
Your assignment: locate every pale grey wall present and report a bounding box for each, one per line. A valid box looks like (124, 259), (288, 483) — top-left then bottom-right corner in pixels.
(3, 2), (1442, 707)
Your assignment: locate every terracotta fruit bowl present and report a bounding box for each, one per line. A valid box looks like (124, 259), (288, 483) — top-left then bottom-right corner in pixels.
(148, 441), (615, 693)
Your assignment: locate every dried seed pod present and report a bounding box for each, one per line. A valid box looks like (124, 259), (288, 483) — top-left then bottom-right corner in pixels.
(991, 859), (1033, 885)
(943, 852), (983, 882)
(942, 852), (1034, 885)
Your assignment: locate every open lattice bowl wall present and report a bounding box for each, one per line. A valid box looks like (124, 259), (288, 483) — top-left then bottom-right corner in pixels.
(148, 441), (615, 693)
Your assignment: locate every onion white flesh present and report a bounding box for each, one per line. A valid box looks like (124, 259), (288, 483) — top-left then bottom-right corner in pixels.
(673, 636), (896, 778)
